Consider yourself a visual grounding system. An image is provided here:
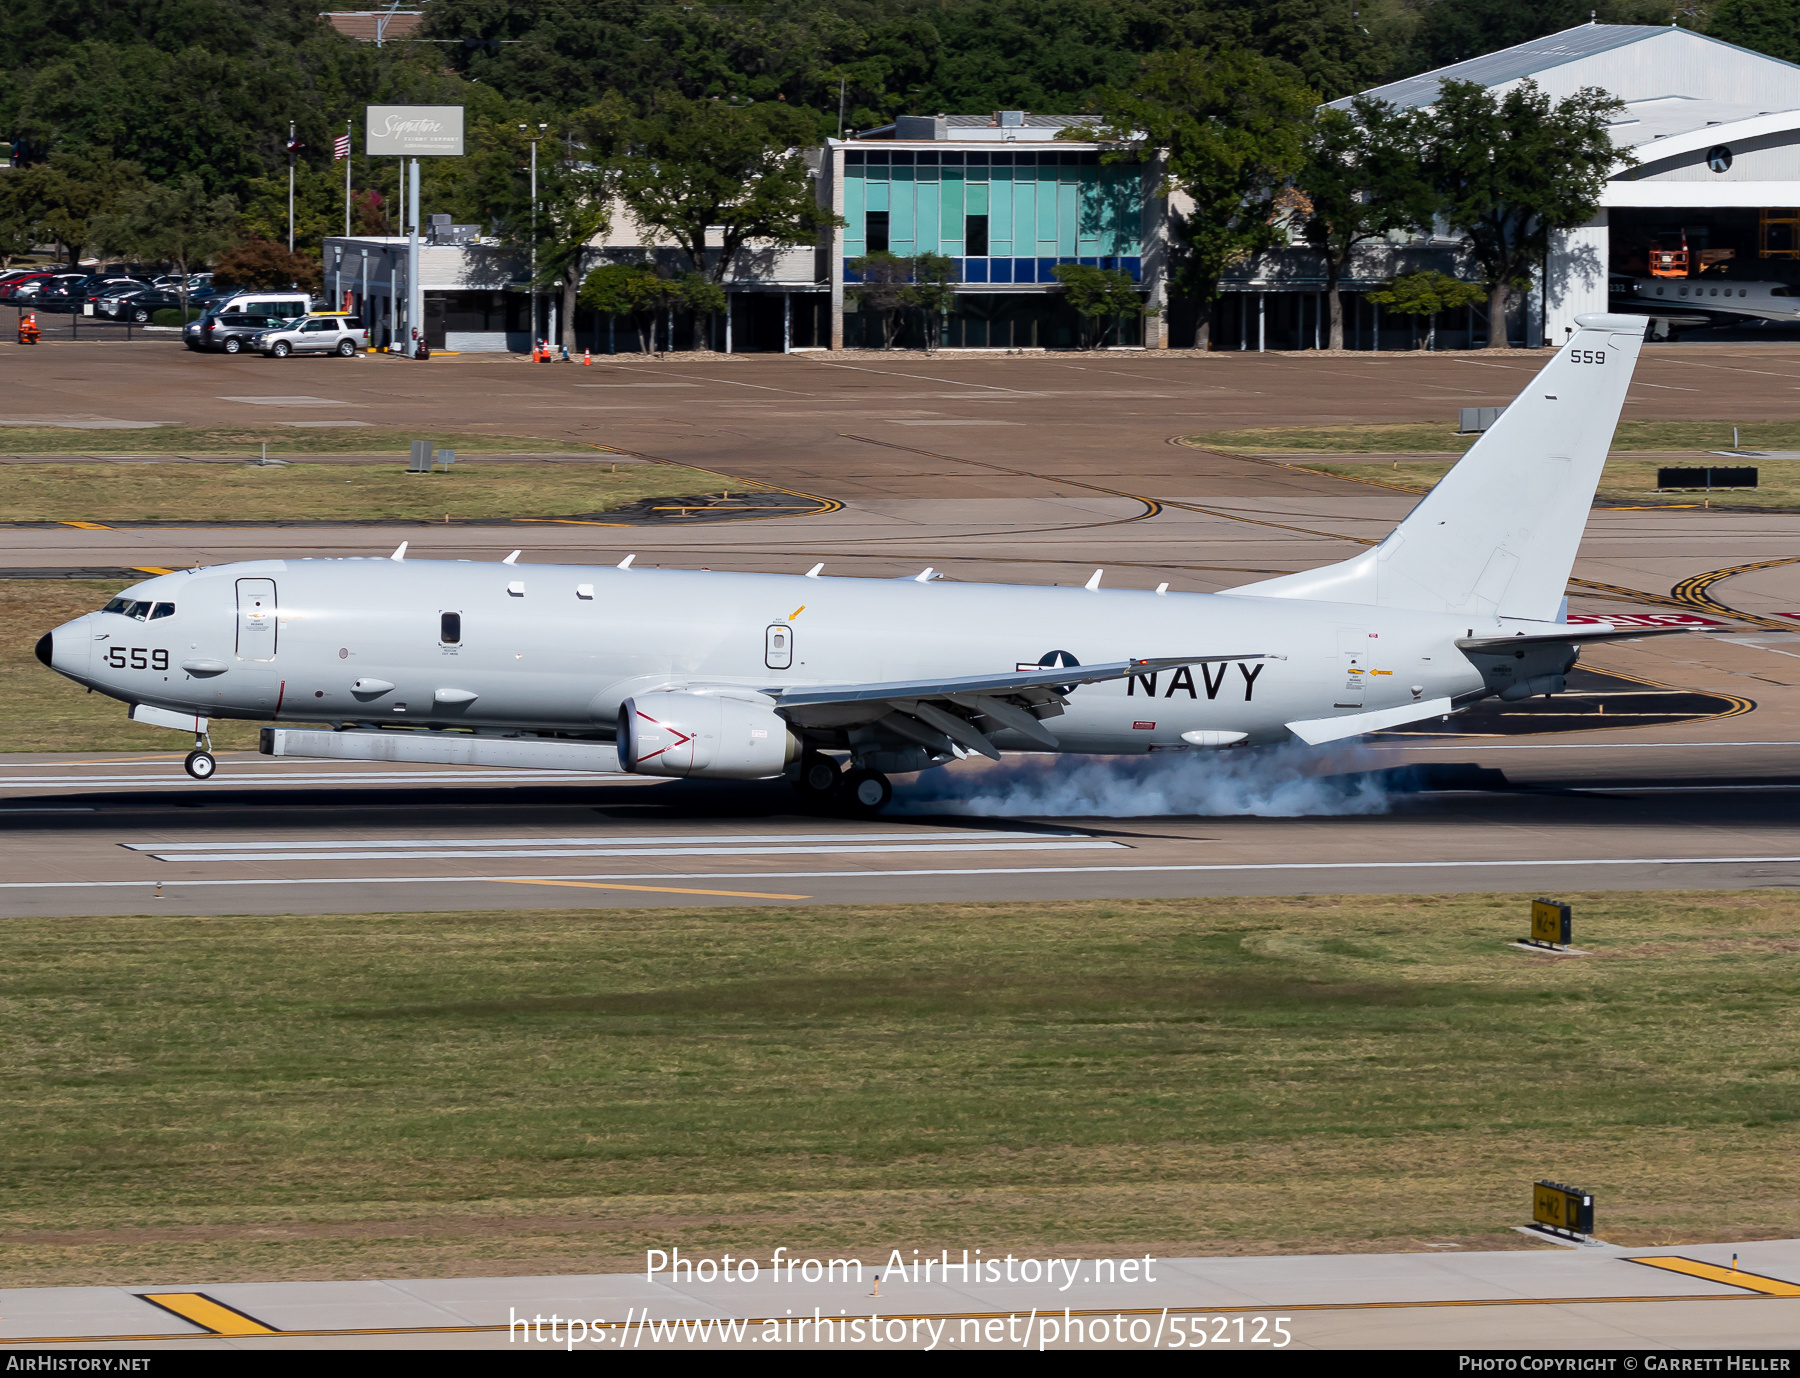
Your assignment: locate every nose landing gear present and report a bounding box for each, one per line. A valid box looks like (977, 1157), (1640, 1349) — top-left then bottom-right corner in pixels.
(184, 731), (217, 780)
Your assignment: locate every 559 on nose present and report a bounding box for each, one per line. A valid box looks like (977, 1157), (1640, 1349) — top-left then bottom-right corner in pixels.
(105, 647), (170, 670)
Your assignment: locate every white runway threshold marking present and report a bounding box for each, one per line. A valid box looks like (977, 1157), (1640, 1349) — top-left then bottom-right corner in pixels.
(12, 853), (1800, 891)
(127, 830), (1120, 863)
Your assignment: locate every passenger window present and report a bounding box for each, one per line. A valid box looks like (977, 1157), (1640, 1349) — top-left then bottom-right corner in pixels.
(149, 602), (175, 620)
(345, 317), (364, 329)
(441, 611), (461, 644)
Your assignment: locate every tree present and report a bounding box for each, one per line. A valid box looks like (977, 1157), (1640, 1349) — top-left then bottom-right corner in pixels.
(1424, 79), (1630, 349)
(16, 147), (148, 266)
(578, 262), (722, 353)
(619, 93), (840, 313)
(1051, 263), (1153, 349)
(214, 237), (322, 293)
(846, 251), (912, 348)
(1365, 271), (1486, 349)
(97, 174), (239, 316)
(1294, 98), (1436, 350)
(1084, 47), (1316, 349)
(899, 252), (958, 352)
(1706, 0), (1800, 63)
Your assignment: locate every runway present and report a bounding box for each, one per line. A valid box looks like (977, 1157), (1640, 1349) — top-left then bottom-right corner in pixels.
(5, 1240), (1797, 1349)
(5, 729), (1800, 915)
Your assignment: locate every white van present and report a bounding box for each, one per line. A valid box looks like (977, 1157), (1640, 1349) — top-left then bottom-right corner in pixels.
(212, 292), (312, 320)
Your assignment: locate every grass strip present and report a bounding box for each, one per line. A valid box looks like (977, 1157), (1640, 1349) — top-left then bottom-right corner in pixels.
(1186, 420), (1800, 455)
(0, 893), (1796, 1283)
(0, 427), (601, 456)
(0, 462), (766, 523)
(1288, 458), (1800, 510)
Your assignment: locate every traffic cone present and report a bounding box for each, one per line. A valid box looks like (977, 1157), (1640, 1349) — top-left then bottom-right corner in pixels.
(582, 349), (591, 366)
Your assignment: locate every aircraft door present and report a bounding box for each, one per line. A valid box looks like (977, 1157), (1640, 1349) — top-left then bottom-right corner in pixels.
(1336, 626), (1366, 707)
(765, 623), (793, 670)
(236, 579), (278, 660)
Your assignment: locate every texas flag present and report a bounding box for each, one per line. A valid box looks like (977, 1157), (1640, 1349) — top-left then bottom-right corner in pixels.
(333, 133), (351, 161)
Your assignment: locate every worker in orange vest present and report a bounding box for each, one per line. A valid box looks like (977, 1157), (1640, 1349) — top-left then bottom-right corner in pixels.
(18, 312), (41, 345)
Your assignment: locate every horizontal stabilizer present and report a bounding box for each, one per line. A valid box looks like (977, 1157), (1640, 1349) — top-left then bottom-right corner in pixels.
(1287, 697), (1454, 746)
(1456, 625), (1697, 652)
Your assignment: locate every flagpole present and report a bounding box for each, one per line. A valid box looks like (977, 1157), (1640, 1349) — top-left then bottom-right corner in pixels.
(343, 120), (352, 238)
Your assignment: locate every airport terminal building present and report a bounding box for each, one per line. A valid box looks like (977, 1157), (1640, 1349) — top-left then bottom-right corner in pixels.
(323, 111), (1168, 354)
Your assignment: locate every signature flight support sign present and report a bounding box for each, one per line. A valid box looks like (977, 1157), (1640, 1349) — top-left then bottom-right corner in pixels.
(365, 106), (465, 157)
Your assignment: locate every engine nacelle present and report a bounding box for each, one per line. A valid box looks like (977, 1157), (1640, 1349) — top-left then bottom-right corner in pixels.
(618, 691), (800, 779)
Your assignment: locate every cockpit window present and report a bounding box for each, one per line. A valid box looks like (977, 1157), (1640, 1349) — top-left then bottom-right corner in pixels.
(102, 597), (131, 614)
(100, 597), (155, 619)
(149, 602), (175, 620)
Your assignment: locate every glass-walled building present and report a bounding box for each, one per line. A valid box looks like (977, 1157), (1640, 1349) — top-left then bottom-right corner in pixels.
(823, 114), (1169, 349)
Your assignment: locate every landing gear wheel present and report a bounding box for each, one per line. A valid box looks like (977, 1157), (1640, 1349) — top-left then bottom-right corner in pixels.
(336, 338), (355, 356)
(793, 751), (842, 798)
(183, 750), (217, 780)
(838, 768), (891, 815)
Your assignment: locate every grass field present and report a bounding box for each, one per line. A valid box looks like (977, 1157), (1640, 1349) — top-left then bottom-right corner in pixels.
(1186, 420), (1800, 455)
(2, 893), (1796, 1285)
(1283, 458), (1800, 509)
(0, 461), (765, 523)
(0, 426), (597, 456)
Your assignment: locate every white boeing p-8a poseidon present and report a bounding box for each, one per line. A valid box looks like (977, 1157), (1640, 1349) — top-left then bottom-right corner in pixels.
(37, 313), (1679, 814)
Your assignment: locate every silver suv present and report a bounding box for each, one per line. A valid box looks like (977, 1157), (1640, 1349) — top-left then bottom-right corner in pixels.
(252, 313), (369, 358)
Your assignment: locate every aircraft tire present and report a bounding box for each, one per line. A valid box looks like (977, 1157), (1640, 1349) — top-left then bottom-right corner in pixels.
(183, 750), (217, 780)
(793, 751), (841, 797)
(838, 768), (891, 815)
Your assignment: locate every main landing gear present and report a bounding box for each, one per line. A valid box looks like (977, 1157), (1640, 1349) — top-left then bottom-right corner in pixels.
(791, 752), (892, 814)
(184, 732), (217, 780)
(838, 768), (892, 815)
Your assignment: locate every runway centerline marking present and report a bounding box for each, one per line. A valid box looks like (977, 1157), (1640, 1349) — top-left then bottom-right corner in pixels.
(494, 879), (810, 899)
(1629, 1257), (1800, 1296)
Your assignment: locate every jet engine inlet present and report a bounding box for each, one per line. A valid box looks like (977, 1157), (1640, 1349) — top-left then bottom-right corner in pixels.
(618, 691), (801, 779)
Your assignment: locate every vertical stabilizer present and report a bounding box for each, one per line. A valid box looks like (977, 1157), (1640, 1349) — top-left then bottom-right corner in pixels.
(1225, 313), (1646, 621)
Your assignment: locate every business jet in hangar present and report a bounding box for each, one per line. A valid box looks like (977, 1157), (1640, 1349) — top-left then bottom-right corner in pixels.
(37, 313), (1682, 814)
(1610, 272), (1800, 338)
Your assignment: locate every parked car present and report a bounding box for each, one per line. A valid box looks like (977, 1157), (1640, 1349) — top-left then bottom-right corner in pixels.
(24, 274), (92, 311)
(210, 290), (313, 320)
(78, 276), (154, 310)
(99, 287), (186, 322)
(0, 271), (57, 299)
(184, 309), (301, 353)
(251, 312), (369, 357)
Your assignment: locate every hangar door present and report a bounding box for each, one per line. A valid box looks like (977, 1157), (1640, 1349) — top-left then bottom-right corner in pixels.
(236, 579), (278, 660)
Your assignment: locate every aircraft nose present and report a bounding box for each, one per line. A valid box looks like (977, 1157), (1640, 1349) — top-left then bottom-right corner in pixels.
(35, 632), (52, 667)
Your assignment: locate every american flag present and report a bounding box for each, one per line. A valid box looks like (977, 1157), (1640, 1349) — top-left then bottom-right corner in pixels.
(333, 133), (351, 161)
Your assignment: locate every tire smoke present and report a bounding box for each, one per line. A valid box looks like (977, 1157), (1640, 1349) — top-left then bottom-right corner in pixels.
(891, 743), (1395, 818)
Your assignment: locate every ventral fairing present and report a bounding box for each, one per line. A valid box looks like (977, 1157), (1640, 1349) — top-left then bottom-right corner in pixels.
(37, 314), (1685, 814)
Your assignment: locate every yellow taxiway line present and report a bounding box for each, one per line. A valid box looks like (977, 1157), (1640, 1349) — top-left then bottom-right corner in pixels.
(492, 878), (811, 900)
(5, 1290), (1798, 1346)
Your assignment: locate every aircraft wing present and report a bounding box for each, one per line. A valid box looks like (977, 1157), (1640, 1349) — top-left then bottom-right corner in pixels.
(773, 654), (1269, 759)
(1456, 626), (1698, 652)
